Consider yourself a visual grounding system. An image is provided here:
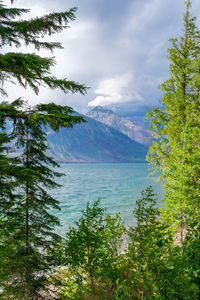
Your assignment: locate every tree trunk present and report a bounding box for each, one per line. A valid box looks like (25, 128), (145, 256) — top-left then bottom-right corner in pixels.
(25, 122), (30, 295)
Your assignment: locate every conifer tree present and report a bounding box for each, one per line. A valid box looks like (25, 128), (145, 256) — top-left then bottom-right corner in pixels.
(0, 100), (85, 299)
(0, 1), (86, 96)
(0, 0), (86, 182)
(147, 0), (200, 239)
(0, 0), (87, 298)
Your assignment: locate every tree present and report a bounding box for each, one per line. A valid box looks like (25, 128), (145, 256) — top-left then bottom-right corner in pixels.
(56, 199), (125, 299)
(115, 187), (200, 300)
(0, 0), (86, 197)
(0, 0), (87, 298)
(0, 100), (86, 299)
(147, 0), (200, 239)
(115, 187), (171, 299)
(0, 1), (86, 96)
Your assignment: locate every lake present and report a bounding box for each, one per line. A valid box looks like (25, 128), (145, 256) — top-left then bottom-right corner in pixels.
(51, 163), (163, 235)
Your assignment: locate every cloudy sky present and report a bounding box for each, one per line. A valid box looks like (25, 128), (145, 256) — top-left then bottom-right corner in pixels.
(3, 0), (200, 119)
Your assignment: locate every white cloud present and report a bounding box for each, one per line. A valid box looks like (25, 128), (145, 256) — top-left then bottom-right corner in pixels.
(88, 73), (143, 107)
(3, 0), (200, 115)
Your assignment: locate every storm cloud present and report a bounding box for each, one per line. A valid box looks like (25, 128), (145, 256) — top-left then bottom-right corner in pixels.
(3, 0), (200, 117)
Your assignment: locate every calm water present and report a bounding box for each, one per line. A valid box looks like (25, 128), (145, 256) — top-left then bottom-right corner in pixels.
(51, 163), (163, 234)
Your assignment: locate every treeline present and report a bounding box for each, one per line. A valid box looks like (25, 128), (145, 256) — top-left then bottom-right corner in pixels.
(0, 0), (200, 299)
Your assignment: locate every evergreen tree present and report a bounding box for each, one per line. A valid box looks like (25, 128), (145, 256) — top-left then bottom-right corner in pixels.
(115, 188), (200, 299)
(147, 0), (200, 239)
(0, 1), (86, 95)
(0, 0), (87, 298)
(0, 100), (85, 299)
(0, 0), (86, 187)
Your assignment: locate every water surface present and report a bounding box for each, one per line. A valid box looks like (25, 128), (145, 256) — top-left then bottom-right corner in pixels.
(51, 163), (163, 234)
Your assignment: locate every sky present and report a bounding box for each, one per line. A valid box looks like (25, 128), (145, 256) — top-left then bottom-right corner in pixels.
(3, 0), (200, 120)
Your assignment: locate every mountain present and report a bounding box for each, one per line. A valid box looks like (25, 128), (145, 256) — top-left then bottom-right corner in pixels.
(86, 106), (151, 146)
(46, 114), (147, 163)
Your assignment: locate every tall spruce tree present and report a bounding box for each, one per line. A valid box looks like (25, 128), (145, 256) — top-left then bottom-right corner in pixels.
(0, 100), (85, 299)
(0, 0), (87, 298)
(147, 0), (200, 239)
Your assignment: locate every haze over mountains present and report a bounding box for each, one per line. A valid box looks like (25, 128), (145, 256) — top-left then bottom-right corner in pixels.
(46, 110), (148, 163)
(7, 106), (150, 163)
(87, 106), (151, 146)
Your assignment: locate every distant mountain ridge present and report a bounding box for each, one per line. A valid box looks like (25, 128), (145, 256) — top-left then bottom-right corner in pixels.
(87, 106), (151, 146)
(5, 111), (148, 163)
(46, 113), (148, 163)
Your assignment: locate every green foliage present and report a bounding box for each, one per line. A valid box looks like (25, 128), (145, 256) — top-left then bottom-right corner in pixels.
(147, 0), (200, 234)
(0, 100), (85, 299)
(51, 187), (200, 300)
(181, 223), (200, 298)
(1, 1), (199, 298)
(0, 1), (87, 95)
(0, 0), (88, 298)
(51, 2), (200, 298)
(56, 199), (125, 299)
(115, 187), (200, 300)
(115, 187), (172, 299)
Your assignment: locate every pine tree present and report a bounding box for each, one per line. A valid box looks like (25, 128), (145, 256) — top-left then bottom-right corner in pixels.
(0, 1), (86, 96)
(0, 0), (87, 298)
(147, 0), (200, 239)
(0, 100), (85, 299)
(0, 0), (86, 183)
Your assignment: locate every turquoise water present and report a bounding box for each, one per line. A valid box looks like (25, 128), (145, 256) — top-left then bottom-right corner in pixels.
(51, 163), (163, 234)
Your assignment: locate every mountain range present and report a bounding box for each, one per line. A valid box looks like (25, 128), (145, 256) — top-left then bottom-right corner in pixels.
(6, 106), (150, 163)
(86, 106), (151, 146)
(46, 107), (149, 163)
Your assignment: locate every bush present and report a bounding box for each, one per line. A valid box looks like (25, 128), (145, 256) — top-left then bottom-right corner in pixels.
(57, 199), (125, 299)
